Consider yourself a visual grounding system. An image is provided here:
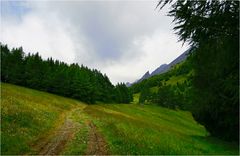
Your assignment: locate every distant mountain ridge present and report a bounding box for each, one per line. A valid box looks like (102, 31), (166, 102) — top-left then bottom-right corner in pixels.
(128, 49), (191, 86)
(137, 71), (151, 83)
(126, 71), (151, 87)
(150, 49), (190, 76)
(150, 64), (168, 76)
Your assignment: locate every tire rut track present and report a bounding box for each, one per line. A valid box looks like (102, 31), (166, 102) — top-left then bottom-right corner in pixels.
(86, 121), (109, 155)
(32, 108), (82, 155)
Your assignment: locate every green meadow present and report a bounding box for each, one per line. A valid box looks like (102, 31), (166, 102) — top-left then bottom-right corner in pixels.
(1, 83), (238, 155)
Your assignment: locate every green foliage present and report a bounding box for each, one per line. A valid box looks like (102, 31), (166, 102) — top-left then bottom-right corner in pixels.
(0, 44), (131, 104)
(132, 93), (140, 104)
(154, 85), (177, 109)
(139, 83), (150, 104)
(114, 83), (132, 103)
(191, 36), (239, 141)
(158, 0), (239, 141)
(1, 45), (25, 84)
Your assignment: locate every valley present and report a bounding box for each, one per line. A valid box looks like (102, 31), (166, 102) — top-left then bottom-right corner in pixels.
(1, 83), (238, 155)
(1, 1), (239, 155)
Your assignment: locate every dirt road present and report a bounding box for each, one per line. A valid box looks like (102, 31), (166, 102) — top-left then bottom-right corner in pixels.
(31, 106), (109, 155)
(86, 121), (109, 155)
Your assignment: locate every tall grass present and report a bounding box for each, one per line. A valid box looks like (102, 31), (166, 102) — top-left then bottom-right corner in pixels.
(85, 104), (238, 155)
(1, 83), (85, 154)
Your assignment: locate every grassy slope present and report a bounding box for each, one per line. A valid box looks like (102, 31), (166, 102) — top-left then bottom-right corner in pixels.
(133, 62), (192, 103)
(1, 83), (87, 154)
(147, 74), (188, 94)
(85, 104), (238, 155)
(1, 83), (238, 154)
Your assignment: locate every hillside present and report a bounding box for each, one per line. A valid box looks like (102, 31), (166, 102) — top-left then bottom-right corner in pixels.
(131, 49), (191, 85)
(1, 83), (238, 155)
(130, 56), (193, 108)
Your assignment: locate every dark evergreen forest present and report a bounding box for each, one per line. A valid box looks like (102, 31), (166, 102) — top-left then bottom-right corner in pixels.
(156, 0), (239, 142)
(1, 43), (132, 104)
(132, 0), (239, 142)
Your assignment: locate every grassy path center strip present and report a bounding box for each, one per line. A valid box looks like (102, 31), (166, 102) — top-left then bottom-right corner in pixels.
(31, 107), (85, 155)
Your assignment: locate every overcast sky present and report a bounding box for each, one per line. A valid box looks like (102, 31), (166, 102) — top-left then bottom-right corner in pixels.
(1, 0), (188, 84)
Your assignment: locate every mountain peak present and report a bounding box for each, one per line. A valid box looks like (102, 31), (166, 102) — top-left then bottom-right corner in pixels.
(131, 49), (191, 85)
(144, 71), (150, 75)
(136, 71), (151, 83)
(142, 71), (150, 78)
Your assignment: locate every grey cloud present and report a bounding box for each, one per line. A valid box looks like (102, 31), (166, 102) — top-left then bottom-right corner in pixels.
(2, 1), (187, 84)
(28, 1), (172, 60)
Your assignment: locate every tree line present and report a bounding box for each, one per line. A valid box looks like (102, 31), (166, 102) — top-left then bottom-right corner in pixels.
(1, 43), (132, 104)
